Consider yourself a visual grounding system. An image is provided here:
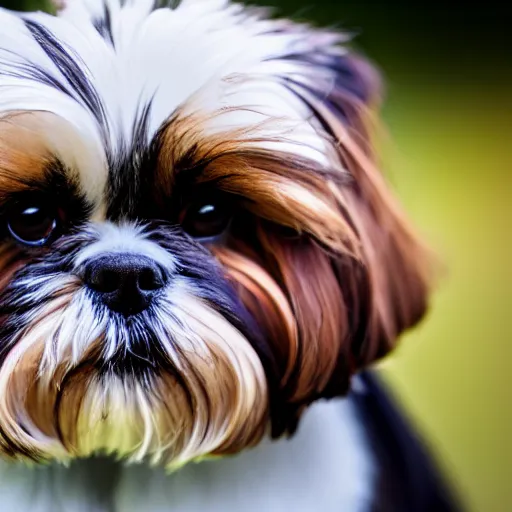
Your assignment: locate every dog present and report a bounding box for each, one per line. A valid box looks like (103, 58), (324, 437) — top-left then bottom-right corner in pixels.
(0, 0), (460, 510)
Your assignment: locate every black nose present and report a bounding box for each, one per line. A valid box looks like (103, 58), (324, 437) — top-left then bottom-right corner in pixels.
(83, 254), (166, 315)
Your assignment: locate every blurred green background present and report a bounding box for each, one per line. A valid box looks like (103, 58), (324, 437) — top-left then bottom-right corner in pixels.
(1, 0), (510, 510)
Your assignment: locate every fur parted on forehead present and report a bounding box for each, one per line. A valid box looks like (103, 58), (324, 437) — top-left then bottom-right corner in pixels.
(0, 0), (358, 214)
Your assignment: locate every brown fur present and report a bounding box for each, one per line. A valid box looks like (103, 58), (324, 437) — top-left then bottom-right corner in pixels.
(0, 113), (58, 198)
(188, 54), (433, 434)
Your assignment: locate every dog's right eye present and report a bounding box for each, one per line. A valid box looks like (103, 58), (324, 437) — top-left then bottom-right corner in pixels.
(6, 200), (60, 246)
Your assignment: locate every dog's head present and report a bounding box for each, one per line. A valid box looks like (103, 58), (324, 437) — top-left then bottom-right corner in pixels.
(0, 0), (432, 468)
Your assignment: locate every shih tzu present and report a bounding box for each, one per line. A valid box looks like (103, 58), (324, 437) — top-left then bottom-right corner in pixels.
(0, 0), (460, 510)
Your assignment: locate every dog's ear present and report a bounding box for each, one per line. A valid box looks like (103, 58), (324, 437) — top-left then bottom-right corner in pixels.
(215, 50), (435, 437)
(268, 49), (435, 417)
(312, 53), (433, 364)
(317, 52), (433, 368)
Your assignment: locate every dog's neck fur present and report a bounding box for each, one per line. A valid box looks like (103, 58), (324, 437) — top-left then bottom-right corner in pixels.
(0, 397), (374, 512)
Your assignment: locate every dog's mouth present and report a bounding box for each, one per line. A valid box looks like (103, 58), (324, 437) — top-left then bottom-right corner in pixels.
(96, 340), (182, 381)
(0, 292), (269, 467)
(93, 318), (176, 377)
(102, 348), (162, 375)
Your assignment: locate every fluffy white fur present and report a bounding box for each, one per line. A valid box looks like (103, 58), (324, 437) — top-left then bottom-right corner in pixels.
(73, 223), (178, 271)
(0, 0), (343, 211)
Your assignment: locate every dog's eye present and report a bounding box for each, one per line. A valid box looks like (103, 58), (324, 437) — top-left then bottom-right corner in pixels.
(7, 201), (59, 246)
(180, 200), (232, 240)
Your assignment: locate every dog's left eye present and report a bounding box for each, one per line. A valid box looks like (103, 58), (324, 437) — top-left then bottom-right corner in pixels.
(6, 201), (59, 246)
(180, 200), (232, 240)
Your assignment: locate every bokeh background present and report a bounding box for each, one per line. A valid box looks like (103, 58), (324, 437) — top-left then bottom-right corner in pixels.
(1, 0), (510, 510)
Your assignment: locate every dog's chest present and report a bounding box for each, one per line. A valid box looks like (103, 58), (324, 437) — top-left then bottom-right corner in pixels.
(0, 398), (375, 512)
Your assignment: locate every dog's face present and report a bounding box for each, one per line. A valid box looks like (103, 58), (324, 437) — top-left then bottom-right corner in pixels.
(0, 0), (432, 468)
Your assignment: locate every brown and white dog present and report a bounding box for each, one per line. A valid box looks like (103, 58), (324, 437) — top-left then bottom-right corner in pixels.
(0, 1), (459, 510)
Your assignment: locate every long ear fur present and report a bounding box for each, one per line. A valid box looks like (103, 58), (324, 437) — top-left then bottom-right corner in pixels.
(281, 50), (434, 398)
(212, 47), (435, 436)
